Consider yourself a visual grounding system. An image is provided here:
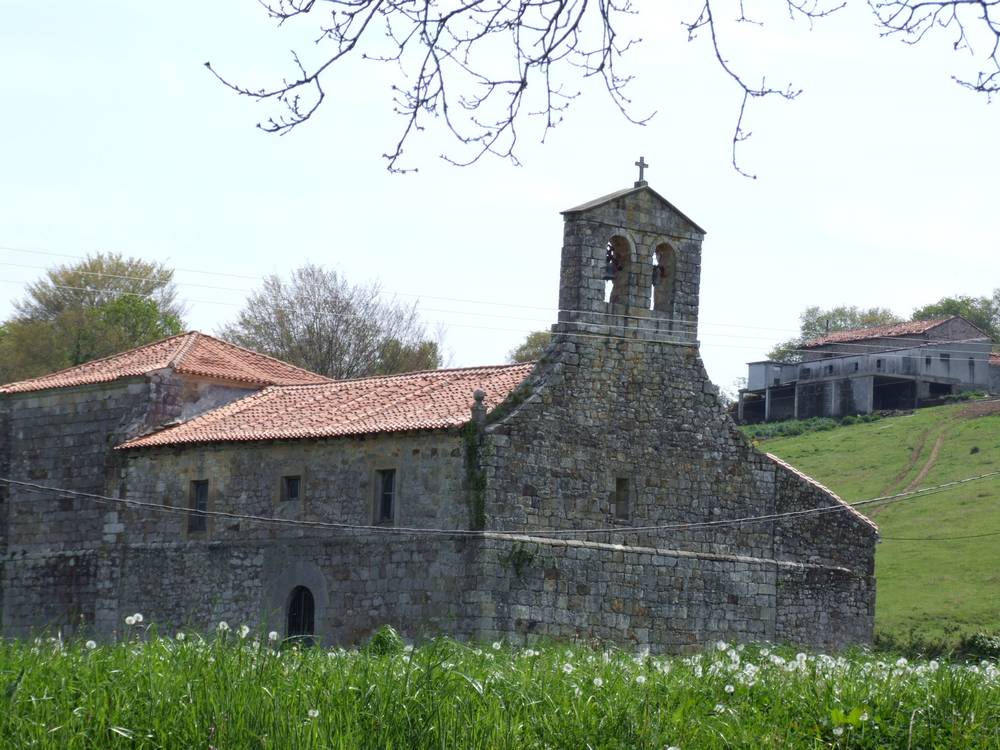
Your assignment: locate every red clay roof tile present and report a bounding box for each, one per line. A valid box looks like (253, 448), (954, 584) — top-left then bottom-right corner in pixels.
(801, 318), (951, 349)
(119, 362), (536, 448)
(0, 332), (330, 394)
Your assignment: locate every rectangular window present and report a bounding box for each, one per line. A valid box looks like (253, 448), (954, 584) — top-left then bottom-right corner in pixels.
(281, 475), (301, 502)
(376, 469), (396, 524)
(614, 477), (630, 520)
(825, 364), (834, 375)
(188, 480), (208, 533)
(800, 367), (811, 379)
(876, 359), (883, 370)
(853, 362), (859, 372)
(940, 352), (950, 371)
(925, 356), (932, 368)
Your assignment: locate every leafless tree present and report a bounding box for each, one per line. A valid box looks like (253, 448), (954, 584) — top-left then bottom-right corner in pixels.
(218, 264), (442, 379)
(206, 0), (1000, 177)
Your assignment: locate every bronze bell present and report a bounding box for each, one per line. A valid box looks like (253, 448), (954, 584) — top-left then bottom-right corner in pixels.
(603, 260), (617, 282)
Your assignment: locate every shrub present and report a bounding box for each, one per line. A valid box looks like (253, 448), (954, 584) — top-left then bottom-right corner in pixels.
(363, 624), (405, 656)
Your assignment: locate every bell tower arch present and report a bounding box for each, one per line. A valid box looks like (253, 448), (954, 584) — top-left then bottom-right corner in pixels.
(556, 170), (706, 343)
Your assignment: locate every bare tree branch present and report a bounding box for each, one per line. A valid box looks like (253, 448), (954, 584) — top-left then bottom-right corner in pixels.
(206, 0), (1000, 176)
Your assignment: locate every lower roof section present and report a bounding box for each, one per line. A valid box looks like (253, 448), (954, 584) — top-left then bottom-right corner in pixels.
(118, 362), (535, 449)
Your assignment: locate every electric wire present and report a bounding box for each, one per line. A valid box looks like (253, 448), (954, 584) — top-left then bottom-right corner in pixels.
(1, 470), (997, 541)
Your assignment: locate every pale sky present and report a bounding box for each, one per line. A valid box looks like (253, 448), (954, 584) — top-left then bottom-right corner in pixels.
(1, 1), (997, 394)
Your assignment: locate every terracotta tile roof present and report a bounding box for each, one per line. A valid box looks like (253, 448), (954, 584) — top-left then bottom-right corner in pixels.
(991, 353), (1000, 366)
(119, 362), (536, 448)
(0, 332), (330, 394)
(801, 318), (951, 349)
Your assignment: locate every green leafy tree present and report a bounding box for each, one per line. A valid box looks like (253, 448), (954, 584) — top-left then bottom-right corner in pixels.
(0, 254), (185, 384)
(766, 305), (903, 363)
(218, 264), (441, 379)
(912, 292), (1000, 342)
(507, 331), (551, 363)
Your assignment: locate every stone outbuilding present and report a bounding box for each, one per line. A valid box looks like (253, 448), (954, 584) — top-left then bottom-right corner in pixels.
(1, 181), (878, 651)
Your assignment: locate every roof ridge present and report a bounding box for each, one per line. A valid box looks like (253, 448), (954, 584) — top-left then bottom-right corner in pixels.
(180, 333), (332, 383)
(328, 360), (536, 385)
(167, 331), (200, 369)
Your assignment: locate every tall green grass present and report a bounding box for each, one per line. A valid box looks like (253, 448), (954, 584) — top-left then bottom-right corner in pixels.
(3, 628), (999, 749)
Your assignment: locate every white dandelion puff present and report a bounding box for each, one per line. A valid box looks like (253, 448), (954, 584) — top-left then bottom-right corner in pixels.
(562, 663), (574, 674)
(492, 641), (501, 650)
(217, 621), (230, 632)
(175, 632), (185, 641)
(635, 674), (647, 685)
(238, 625), (250, 639)
(124, 616), (136, 626)
(268, 631), (279, 642)
(132, 613), (144, 624)
(307, 708), (319, 719)
(724, 684), (735, 694)
(593, 677), (604, 688)
(833, 726), (844, 736)
(85, 640), (97, 650)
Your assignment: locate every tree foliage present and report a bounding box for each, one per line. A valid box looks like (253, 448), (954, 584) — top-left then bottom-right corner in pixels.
(218, 264), (442, 379)
(766, 305), (902, 362)
(208, 0), (1000, 176)
(507, 331), (552, 363)
(912, 291), (1000, 342)
(0, 254), (184, 384)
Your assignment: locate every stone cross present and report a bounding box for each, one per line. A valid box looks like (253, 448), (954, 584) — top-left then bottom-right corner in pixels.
(634, 156), (649, 187)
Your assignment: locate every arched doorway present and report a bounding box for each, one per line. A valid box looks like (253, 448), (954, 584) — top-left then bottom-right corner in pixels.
(286, 585), (315, 640)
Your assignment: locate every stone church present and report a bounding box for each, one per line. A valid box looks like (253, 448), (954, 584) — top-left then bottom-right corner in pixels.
(0, 180), (878, 650)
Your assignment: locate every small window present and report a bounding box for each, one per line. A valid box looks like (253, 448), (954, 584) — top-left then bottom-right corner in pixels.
(940, 353), (950, 371)
(800, 367), (811, 379)
(876, 359), (883, 370)
(281, 475), (301, 502)
(925, 356), (932, 368)
(825, 364), (834, 375)
(772, 377), (781, 386)
(613, 477), (630, 520)
(375, 469), (396, 525)
(188, 480), (208, 533)
(853, 362), (859, 372)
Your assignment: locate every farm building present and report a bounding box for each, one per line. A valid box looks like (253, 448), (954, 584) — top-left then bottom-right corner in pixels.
(739, 318), (996, 423)
(0, 179), (878, 651)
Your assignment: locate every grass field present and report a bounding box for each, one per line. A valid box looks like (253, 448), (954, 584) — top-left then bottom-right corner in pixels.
(3, 630), (999, 749)
(755, 401), (1000, 644)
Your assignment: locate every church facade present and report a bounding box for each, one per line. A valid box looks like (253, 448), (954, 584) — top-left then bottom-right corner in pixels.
(0, 181), (878, 650)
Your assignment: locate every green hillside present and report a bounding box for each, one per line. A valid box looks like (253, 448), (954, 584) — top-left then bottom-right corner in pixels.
(754, 401), (1000, 645)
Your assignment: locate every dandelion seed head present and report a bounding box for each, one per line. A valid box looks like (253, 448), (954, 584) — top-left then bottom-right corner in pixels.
(238, 624), (250, 638)
(85, 640), (97, 650)
(175, 632), (185, 641)
(492, 641), (501, 650)
(217, 621), (229, 632)
(268, 631), (279, 642)
(724, 684), (735, 694)
(716, 640), (728, 651)
(593, 677), (604, 688)
(307, 708), (319, 719)
(132, 613), (143, 624)
(562, 662), (574, 674)
(833, 726), (844, 736)
(635, 674), (647, 685)
(124, 616), (135, 626)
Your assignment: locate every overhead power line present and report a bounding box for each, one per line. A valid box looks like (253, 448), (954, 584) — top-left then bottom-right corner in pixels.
(1, 470), (997, 542)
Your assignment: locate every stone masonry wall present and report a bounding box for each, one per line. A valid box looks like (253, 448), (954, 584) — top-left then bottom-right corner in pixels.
(1, 372), (258, 635)
(118, 431), (470, 546)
